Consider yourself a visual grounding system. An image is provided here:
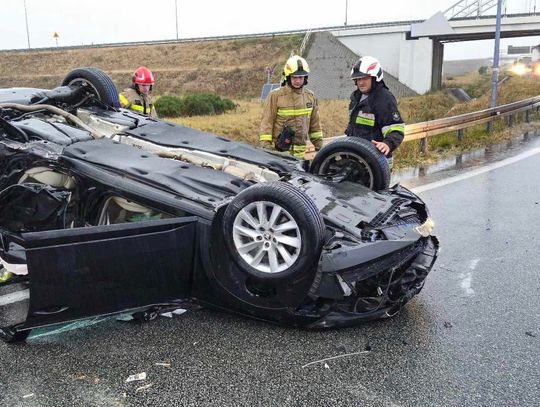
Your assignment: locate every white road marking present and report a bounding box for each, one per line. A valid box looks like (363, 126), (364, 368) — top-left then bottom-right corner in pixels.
(410, 146), (540, 194)
(0, 289), (29, 306)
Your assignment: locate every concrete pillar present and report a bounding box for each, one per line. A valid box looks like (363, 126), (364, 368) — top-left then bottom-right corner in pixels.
(432, 41), (444, 90)
(398, 37), (433, 94)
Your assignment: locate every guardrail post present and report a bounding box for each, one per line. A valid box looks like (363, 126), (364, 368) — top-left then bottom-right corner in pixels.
(457, 129), (464, 141)
(525, 110), (530, 123)
(486, 121), (493, 133)
(419, 138), (426, 154)
(507, 115), (514, 127)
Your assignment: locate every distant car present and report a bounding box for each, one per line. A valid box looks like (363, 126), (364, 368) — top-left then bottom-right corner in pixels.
(0, 68), (438, 342)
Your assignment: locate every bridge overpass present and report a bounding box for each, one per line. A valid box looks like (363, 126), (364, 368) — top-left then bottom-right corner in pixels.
(327, 12), (540, 94)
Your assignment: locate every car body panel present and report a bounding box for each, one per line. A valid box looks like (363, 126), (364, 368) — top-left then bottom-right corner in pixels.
(1, 217), (197, 339)
(0, 75), (440, 341)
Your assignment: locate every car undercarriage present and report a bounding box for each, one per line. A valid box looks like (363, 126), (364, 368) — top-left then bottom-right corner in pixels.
(0, 67), (439, 342)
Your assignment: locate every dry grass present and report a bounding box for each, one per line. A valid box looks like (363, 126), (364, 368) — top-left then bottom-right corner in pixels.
(169, 98), (350, 145)
(0, 35), (302, 98)
(172, 73), (540, 169)
(2, 41), (538, 169)
(393, 74), (540, 168)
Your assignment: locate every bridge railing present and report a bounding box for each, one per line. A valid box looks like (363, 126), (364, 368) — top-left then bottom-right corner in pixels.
(304, 94), (540, 159)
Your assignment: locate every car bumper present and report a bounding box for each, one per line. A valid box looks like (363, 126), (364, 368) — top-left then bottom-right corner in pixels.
(303, 235), (439, 328)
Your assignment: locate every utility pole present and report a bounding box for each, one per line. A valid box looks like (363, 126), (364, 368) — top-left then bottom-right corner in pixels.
(344, 0), (348, 26)
(175, 0), (179, 40)
(23, 0), (31, 49)
(488, 0), (503, 132)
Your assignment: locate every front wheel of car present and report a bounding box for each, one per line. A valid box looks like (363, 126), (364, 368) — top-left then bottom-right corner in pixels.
(61, 67), (120, 108)
(310, 137), (391, 190)
(222, 181), (325, 282)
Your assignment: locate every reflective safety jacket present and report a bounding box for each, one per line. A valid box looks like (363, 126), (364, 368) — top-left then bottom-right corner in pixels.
(259, 85), (323, 158)
(345, 81), (404, 157)
(119, 87), (158, 118)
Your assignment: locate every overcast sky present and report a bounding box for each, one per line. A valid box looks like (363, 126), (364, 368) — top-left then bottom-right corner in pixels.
(1, 0), (539, 60)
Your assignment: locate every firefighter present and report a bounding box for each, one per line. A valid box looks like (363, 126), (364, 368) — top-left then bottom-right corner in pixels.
(345, 56), (405, 167)
(119, 66), (158, 118)
(259, 55), (323, 158)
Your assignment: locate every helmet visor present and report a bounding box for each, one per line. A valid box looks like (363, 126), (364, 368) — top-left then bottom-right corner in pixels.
(350, 71), (370, 80)
(291, 69), (309, 77)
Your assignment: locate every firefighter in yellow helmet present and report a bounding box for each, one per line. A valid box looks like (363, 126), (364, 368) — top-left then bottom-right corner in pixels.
(259, 55), (323, 158)
(119, 66), (158, 118)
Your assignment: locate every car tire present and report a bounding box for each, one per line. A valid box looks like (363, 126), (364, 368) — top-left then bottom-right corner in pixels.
(310, 137), (391, 190)
(61, 67), (120, 108)
(222, 181), (325, 282)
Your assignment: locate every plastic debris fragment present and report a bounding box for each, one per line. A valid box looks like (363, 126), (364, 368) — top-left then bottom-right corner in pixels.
(126, 372), (147, 383)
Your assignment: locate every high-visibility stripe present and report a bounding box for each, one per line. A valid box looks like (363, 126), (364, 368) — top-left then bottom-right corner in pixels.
(259, 134), (273, 141)
(309, 131), (323, 140)
(382, 124), (405, 137)
(355, 116), (375, 126)
(277, 107), (313, 117)
(291, 144), (306, 158)
(130, 104), (145, 113)
(119, 94), (130, 108)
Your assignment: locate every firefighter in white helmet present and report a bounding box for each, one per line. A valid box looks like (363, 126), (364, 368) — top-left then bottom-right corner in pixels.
(345, 56), (404, 166)
(259, 55), (323, 158)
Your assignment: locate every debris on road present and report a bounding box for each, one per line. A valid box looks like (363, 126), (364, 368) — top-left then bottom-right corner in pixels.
(116, 314), (134, 322)
(154, 362), (171, 367)
(135, 383), (153, 393)
(301, 350), (371, 368)
(126, 372), (147, 383)
(160, 308), (187, 318)
(22, 393), (35, 399)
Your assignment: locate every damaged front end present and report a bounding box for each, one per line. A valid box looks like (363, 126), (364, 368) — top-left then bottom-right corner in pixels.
(299, 183), (439, 328)
(305, 235), (438, 328)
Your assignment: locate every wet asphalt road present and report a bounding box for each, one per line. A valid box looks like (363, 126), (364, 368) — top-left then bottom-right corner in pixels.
(1, 143), (539, 406)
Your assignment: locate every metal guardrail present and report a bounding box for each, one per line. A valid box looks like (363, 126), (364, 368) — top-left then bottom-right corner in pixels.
(299, 30), (312, 56)
(1, 12), (537, 54)
(0, 20), (426, 54)
(304, 95), (540, 158)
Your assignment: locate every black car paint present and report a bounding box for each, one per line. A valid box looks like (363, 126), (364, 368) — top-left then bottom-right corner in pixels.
(0, 86), (439, 341)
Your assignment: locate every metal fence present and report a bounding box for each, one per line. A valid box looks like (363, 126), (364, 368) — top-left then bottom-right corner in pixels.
(304, 94), (540, 158)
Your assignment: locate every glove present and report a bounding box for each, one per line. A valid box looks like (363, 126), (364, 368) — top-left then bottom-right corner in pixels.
(312, 139), (323, 151)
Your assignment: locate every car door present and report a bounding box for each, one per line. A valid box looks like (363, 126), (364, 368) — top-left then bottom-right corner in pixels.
(0, 217), (197, 341)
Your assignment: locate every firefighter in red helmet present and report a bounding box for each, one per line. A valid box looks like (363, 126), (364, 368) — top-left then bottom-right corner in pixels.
(119, 66), (158, 118)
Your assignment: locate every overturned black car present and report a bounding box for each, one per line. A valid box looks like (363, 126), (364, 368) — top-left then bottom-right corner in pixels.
(0, 68), (438, 342)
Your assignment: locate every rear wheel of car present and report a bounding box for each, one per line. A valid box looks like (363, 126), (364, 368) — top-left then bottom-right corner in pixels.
(310, 137), (391, 190)
(222, 181), (325, 282)
(61, 67), (120, 107)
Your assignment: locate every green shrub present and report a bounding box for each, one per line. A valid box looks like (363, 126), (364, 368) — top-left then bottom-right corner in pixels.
(478, 66), (488, 75)
(156, 93), (236, 117)
(181, 94), (215, 116)
(154, 95), (184, 117)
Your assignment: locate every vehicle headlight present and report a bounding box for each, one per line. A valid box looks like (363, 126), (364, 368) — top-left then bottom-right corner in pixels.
(415, 217), (434, 237)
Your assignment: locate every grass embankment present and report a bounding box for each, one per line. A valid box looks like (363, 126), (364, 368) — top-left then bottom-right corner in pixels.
(169, 73), (540, 169)
(0, 35), (302, 98)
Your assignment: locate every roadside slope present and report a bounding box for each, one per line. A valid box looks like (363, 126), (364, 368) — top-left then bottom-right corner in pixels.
(0, 35), (302, 98)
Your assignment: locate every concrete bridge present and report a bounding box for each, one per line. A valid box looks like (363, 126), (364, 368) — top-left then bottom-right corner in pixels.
(307, 1), (540, 98)
(331, 13), (540, 95)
